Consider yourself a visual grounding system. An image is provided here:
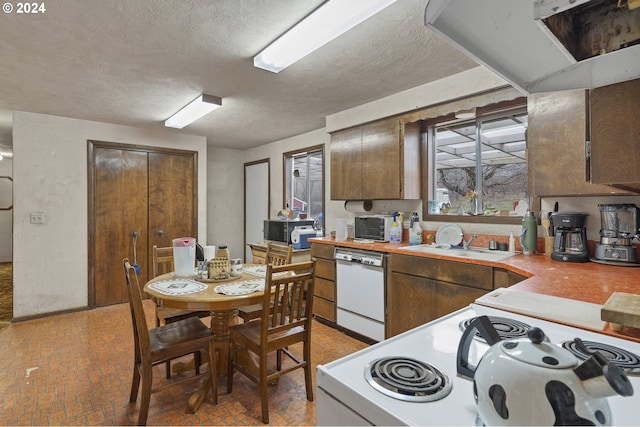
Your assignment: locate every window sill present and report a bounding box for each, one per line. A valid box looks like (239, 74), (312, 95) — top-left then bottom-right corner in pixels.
(424, 214), (522, 225)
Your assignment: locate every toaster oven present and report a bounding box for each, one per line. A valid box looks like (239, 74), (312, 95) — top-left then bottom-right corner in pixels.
(354, 215), (393, 242)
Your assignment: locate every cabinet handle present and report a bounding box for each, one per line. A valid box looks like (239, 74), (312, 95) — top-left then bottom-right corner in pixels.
(157, 229), (164, 236)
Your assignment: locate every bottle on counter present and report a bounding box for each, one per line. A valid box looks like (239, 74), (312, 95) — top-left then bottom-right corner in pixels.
(508, 232), (516, 255)
(389, 213), (402, 243)
(216, 245), (230, 259)
(409, 221), (422, 245)
(521, 211), (538, 255)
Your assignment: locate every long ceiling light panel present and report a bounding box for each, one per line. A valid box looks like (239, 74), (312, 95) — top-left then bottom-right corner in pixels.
(254, 0), (398, 73)
(165, 94), (222, 129)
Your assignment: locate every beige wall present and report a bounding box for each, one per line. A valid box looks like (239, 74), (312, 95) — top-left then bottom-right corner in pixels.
(0, 157), (12, 262)
(12, 111), (207, 318)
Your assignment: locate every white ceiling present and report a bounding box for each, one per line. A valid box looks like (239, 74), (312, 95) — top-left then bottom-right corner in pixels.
(0, 0), (478, 152)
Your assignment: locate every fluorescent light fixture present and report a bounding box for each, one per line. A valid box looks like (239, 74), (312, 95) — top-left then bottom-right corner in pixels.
(165, 94), (222, 129)
(254, 0), (398, 73)
(455, 108), (476, 119)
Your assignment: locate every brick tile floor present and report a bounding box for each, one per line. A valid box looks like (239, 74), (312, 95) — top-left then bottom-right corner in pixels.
(0, 301), (368, 425)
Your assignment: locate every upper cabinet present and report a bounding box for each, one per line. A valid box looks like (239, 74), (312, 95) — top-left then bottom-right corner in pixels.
(590, 79), (640, 192)
(330, 117), (420, 200)
(528, 88), (635, 197)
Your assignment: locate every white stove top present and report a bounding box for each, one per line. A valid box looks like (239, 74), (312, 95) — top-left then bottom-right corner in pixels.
(316, 304), (640, 426)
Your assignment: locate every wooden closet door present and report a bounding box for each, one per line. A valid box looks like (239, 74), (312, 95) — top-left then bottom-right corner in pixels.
(93, 147), (149, 306)
(148, 152), (197, 264)
(89, 142), (197, 308)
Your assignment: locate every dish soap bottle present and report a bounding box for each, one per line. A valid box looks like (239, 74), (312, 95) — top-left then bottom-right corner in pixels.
(409, 221), (422, 245)
(389, 213), (402, 243)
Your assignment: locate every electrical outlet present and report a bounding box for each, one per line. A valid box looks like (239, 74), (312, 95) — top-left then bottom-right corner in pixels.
(30, 212), (45, 224)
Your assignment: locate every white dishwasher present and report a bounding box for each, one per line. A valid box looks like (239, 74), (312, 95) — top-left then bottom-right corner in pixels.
(334, 248), (386, 342)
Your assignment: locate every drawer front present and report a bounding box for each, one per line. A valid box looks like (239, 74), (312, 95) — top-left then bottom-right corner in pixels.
(389, 254), (439, 277)
(314, 258), (335, 281)
(311, 243), (335, 259)
(314, 277), (335, 301)
(313, 297), (336, 322)
(438, 259), (493, 290)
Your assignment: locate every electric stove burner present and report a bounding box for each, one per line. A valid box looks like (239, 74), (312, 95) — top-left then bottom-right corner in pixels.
(364, 357), (452, 402)
(459, 316), (531, 341)
(562, 340), (640, 376)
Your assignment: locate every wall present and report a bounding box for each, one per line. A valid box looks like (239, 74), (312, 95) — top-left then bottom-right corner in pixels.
(205, 146), (245, 259)
(12, 112), (207, 318)
(0, 157), (12, 262)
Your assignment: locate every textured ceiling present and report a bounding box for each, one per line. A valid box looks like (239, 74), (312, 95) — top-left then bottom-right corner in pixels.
(0, 0), (477, 151)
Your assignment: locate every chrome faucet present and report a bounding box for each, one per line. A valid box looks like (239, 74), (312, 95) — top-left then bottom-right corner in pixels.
(462, 234), (478, 249)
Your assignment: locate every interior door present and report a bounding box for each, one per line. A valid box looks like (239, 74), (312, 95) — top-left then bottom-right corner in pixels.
(89, 142), (197, 308)
(244, 160), (269, 262)
(92, 146), (149, 306)
(148, 152), (197, 256)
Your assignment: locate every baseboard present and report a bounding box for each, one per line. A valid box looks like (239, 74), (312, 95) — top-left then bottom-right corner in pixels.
(11, 306), (90, 323)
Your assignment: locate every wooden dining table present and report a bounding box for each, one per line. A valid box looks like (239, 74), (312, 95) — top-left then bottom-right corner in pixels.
(144, 265), (270, 412)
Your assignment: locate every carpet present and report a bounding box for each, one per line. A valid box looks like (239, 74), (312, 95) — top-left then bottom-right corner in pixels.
(0, 262), (12, 329)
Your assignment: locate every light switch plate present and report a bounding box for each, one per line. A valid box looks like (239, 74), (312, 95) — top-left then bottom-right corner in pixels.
(30, 212), (45, 224)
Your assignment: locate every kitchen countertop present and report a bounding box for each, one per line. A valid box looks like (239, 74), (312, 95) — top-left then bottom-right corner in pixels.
(309, 236), (640, 341)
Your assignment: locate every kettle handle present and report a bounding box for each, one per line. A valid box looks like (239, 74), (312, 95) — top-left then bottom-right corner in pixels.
(456, 315), (503, 379)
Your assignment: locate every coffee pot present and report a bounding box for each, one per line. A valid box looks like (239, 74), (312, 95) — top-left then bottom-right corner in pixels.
(457, 316), (633, 426)
(550, 212), (589, 263)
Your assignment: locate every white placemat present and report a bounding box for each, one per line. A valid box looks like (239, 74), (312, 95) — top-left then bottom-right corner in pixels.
(214, 279), (265, 296)
(148, 278), (207, 296)
(243, 265), (288, 277)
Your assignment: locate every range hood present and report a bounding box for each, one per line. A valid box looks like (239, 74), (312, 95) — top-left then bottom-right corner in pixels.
(424, 0), (640, 94)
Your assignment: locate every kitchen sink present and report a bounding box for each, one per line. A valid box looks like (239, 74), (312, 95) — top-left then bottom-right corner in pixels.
(398, 244), (515, 262)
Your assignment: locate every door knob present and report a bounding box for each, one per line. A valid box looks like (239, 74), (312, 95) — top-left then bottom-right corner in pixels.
(157, 229), (164, 236)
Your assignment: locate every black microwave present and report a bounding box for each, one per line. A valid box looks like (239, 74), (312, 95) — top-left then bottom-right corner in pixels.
(264, 220), (315, 244)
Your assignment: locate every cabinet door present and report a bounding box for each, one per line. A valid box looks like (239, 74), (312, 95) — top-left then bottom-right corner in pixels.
(433, 281), (486, 319)
(590, 79), (640, 192)
(528, 90), (626, 196)
(330, 126), (362, 200)
(361, 118), (401, 199)
(387, 272), (436, 338)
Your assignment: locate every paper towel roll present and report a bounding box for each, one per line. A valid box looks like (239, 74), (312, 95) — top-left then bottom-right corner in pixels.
(203, 245), (216, 260)
(344, 200), (373, 213)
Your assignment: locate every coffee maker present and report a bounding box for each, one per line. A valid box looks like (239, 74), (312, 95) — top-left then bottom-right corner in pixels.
(593, 204), (640, 266)
(550, 212), (589, 262)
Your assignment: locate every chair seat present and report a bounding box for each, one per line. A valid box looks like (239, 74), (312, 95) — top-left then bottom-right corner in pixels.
(236, 304), (263, 322)
(156, 306), (209, 324)
(151, 317), (214, 352)
(231, 319), (305, 348)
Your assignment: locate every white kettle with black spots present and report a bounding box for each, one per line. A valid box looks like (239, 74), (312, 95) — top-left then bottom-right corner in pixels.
(457, 316), (634, 426)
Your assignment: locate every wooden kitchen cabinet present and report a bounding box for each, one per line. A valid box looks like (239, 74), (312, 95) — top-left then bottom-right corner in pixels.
(387, 272), (436, 336)
(528, 90), (632, 196)
(590, 78), (640, 192)
(311, 243), (336, 323)
(330, 117), (420, 200)
(386, 254), (497, 338)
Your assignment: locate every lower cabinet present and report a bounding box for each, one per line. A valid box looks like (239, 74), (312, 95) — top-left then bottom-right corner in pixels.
(386, 254), (516, 338)
(311, 243), (336, 322)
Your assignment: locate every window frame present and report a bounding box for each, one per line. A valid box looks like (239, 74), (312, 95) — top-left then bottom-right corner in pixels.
(282, 144), (325, 228)
(421, 100), (533, 224)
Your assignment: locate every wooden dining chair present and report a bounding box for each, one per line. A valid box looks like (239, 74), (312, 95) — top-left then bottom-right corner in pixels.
(237, 242), (293, 323)
(227, 261), (315, 424)
(152, 245), (210, 326)
(151, 246), (211, 378)
(122, 258), (217, 426)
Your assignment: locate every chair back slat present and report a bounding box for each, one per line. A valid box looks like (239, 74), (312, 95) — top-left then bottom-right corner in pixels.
(152, 245), (174, 278)
(123, 258), (152, 364)
(261, 261), (314, 335)
(265, 242), (293, 266)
